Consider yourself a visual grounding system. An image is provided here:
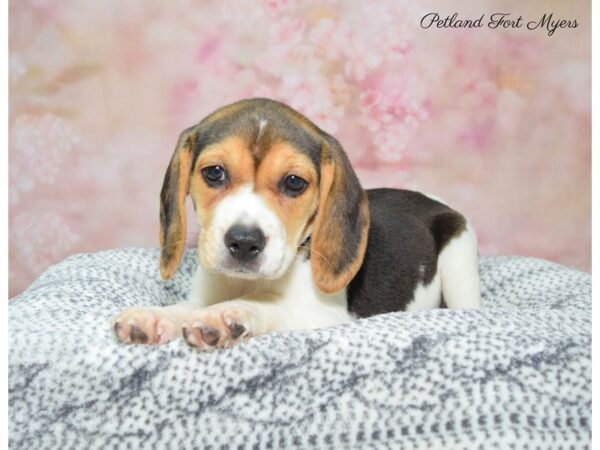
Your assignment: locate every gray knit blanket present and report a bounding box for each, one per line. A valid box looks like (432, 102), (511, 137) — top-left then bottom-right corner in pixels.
(9, 249), (591, 449)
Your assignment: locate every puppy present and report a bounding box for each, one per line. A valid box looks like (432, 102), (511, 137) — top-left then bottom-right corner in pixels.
(114, 98), (480, 349)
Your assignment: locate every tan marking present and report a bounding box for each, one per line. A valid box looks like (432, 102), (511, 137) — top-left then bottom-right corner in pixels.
(160, 138), (193, 280)
(310, 162), (336, 289)
(190, 136), (256, 229)
(336, 192), (369, 289)
(256, 144), (319, 247)
(310, 158), (370, 294)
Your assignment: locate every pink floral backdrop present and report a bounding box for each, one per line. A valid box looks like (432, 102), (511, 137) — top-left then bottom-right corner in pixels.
(9, 0), (590, 297)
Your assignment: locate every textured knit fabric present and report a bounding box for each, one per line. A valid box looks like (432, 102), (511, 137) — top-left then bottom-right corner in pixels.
(9, 249), (591, 449)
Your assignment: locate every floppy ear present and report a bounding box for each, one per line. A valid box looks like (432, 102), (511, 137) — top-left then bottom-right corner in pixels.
(159, 129), (195, 280)
(311, 136), (370, 294)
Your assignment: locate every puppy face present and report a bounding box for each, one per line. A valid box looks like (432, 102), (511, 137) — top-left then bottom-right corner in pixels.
(159, 98), (370, 294)
(190, 136), (319, 279)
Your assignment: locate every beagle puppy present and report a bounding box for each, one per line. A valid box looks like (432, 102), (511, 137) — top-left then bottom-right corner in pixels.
(114, 98), (480, 349)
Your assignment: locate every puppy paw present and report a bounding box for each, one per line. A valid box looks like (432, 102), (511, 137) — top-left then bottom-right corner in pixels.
(113, 308), (179, 345)
(181, 304), (255, 350)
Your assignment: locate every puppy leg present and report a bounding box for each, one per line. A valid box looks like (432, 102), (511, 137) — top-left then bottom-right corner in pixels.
(181, 294), (285, 350)
(113, 302), (199, 345)
(438, 224), (481, 309)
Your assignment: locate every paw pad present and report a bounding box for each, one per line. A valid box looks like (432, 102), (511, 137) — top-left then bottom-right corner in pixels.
(181, 308), (253, 350)
(199, 325), (221, 346)
(228, 322), (246, 339)
(130, 325), (148, 343)
(113, 308), (178, 345)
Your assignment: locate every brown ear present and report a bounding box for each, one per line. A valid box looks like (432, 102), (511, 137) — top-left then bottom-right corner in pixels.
(311, 136), (370, 294)
(159, 129), (195, 280)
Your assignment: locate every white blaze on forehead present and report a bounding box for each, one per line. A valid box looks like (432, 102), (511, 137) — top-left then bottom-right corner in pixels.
(257, 119), (268, 140)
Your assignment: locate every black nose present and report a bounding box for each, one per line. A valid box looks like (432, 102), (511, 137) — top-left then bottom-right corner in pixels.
(224, 225), (266, 262)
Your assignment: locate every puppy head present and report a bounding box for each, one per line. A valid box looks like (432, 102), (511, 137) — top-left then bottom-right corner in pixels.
(159, 98), (369, 294)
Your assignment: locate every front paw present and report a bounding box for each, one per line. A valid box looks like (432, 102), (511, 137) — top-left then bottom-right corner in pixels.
(113, 308), (179, 345)
(181, 304), (255, 350)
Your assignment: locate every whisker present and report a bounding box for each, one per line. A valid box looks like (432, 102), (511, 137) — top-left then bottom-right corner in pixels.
(302, 246), (334, 269)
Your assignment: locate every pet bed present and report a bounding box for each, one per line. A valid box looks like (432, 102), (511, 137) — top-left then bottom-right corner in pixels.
(9, 248), (591, 448)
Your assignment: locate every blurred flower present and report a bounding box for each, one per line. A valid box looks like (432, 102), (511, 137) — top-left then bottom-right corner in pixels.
(268, 17), (307, 57)
(359, 89), (428, 161)
(309, 19), (351, 61)
(10, 114), (80, 204)
(343, 38), (382, 81)
(9, 55), (27, 83)
(12, 212), (80, 275)
(220, 0), (265, 23)
(261, 0), (291, 15)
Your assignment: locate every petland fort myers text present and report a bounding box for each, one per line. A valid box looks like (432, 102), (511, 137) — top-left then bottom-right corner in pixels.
(420, 13), (578, 36)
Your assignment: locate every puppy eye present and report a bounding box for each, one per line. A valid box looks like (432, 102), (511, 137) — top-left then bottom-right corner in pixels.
(281, 174), (308, 196)
(202, 165), (227, 187)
